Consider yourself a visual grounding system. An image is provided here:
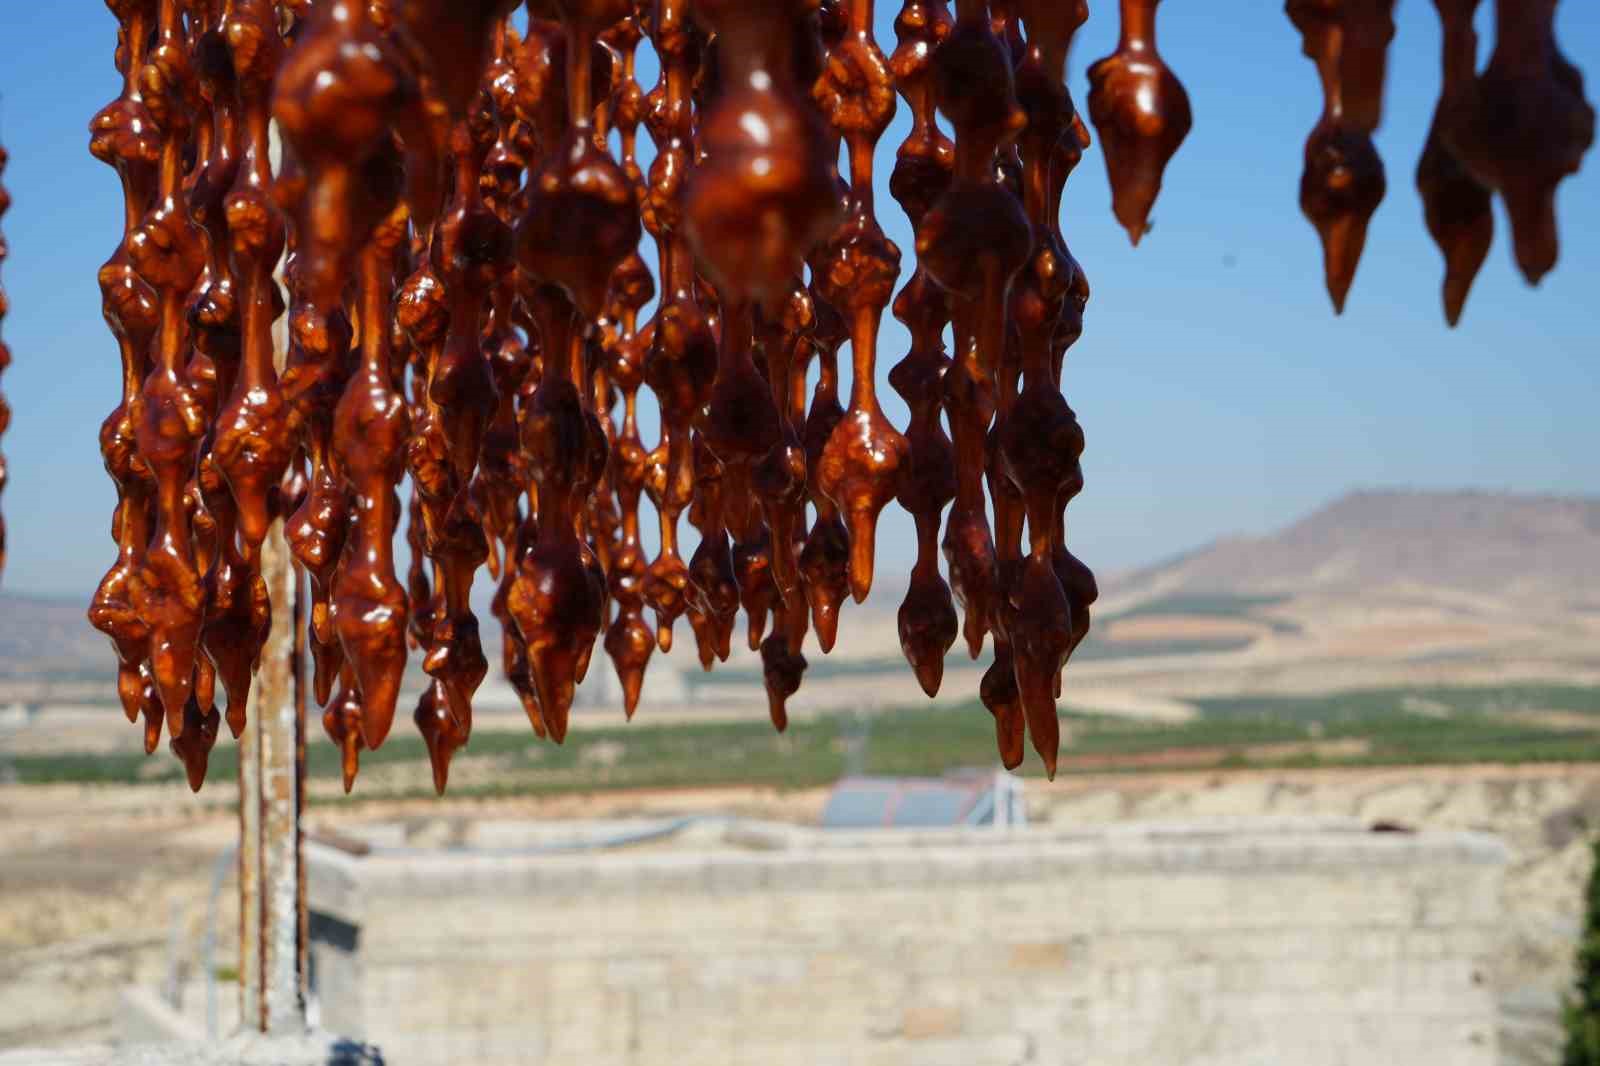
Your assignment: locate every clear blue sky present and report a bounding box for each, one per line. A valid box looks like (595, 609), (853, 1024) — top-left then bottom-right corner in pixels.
(0, 2), (1596, 601)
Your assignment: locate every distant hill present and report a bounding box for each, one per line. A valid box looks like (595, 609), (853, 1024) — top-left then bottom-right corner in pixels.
(4, 489), (1598, 689)
(1105, 490), (1600, 609)
(0, 593), (108, 681)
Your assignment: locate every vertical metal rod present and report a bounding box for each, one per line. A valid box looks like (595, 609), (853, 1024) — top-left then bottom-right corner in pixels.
(238, 643), (262, 1030)
(255, 519), (305, 1033)
(295, 562), (309, 1017)
(239, 114), (307, 1034)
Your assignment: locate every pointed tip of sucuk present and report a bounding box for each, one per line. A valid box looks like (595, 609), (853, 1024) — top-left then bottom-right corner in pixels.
(542, 697), (570, 744)
(518, 693), (548, 738)
(1518, 259), (1553, 288)
(990, 701), (1025, 770)
(655, 621), (673, 653)
(621, 672), (643, 720)
(225, 703), (246, 740)
(1031, 725), (1061, 780)
(340, 730), (362, 793)
(1506, 194), (1559, 288)
(813, 607), (839, 654)
(908, 643), (940, 701)
(847, 525), (876, 605)
(1112, 189), (1156, 250)
(1323, 265), (1354, 314)
(1000, 736), (1025, 772)
(429, 757), (450, 797)
(358, 686), (398, 752)
(194, 674), (215, 714)
(162, 694), (187, 742)
(531, 659), (572, 743)
(1441, 266), (1477, 326)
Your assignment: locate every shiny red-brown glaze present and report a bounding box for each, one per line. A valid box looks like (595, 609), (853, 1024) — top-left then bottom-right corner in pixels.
(602, 259), (656, 716)
(751, 285), (814, 610)
(505, 1), (633, 742)
(799, 296), (852, 653)
(331, 195), (412, 752)
(919, 0), (1030, 661)
(684, 434), (738, 669)
(684, 0), (840, 307)
(323, 665), (367, 792)
(283, 275), (355, 709)
(887, 1), (958, 697)
(273, 0), (439, 310)
(1288, 0), (1389, 312)
(89, 0), (164, 729)
(1416, 0), (1493, 325)
(1443, 0), (1594, 284)
(1087, 0), (1191, 245)
(129, 0), (209, 737)
(81, 0), (1596, 795)
(395, 0), (521, 123)
(814, 2), (907, 606)
(0, 138), (8, 580)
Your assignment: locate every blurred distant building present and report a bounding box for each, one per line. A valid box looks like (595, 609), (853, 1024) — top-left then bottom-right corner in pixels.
(821, 770), (1026, 829)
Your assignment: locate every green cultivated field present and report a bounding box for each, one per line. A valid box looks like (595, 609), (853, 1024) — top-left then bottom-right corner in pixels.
(8, 682), (1600, 797)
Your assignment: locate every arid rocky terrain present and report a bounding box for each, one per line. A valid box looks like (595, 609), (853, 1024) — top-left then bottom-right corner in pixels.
(4, 489), (1600, 1063)
(2, 765), (1596, 1064)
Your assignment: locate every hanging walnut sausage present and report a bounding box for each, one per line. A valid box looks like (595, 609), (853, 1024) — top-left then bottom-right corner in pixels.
(1444, 0), (1594, 284)
(1087, 0), (1191, 244)
(1416, 0), (1493, 325)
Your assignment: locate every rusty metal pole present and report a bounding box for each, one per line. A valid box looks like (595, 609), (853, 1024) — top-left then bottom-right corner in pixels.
(238, 118), (308, 1035)
(243, 518), (306, 1034)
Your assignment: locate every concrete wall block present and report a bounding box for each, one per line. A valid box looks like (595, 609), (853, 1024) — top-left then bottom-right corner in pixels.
(306, 821), (1507, 1066)
(898, 1004), (965, 1040)
(604, 956), (671, 989)
(857, 1033), (1033, 1066)
(1005, 940), (1074, 972)
(692, 952), (808, 988)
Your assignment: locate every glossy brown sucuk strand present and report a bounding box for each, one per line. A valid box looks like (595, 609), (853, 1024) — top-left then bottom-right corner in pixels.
(1287, 0), (1393, 314)
(0, 137), (10, 586)
(82, 0), (1591, 791)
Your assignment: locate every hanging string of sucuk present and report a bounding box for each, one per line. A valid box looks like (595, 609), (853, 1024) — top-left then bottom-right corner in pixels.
(0, 133), (9, 585)
(83, 0), (1594, 792)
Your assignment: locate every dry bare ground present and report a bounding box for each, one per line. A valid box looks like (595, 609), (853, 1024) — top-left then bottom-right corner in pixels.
(3, 764), (1597, 1065)
(7, 491), (1600, 1060)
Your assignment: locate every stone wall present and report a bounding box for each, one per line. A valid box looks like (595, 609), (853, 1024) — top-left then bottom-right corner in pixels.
(306, 818), (1507, 1066)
